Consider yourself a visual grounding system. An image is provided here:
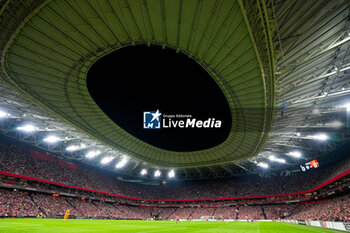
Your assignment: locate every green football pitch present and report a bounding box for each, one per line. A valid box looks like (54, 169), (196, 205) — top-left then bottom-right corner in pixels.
(0, 219), (346, 233)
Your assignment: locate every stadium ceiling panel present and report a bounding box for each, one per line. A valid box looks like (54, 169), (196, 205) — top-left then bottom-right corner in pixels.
(0, 0), (274, 168)
(0, 0), (349, 180)
(261, 0), (350, 160)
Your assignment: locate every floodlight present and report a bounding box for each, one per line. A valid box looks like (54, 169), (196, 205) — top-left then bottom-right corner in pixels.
(0, 110), (9, 118)
(308, 133), (328, 141)
(116, 157), (128, 168)
(154, 170), (161, 177)
(343, 103), (350, 111)
(66, 143), (86, 151)
(17, 124), (36, 132)
(43, 135), (60, 143)
(101, 156), (113, 164)
(86, 150), (101, 158)
(269, 156), (286, 163)
(337, 102), (350, 112)
(275, 158), (286, 163)
(329, 121), (342, 128)
(168, 170), (175, 178)
(257, 162), (269, 168)
(140, 169), (147, 175)
(287, 151), (302, 158)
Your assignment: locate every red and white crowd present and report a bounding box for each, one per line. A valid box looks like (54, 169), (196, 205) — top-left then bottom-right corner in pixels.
(0, 189), (350, 222)
(0, 141), (349, 222)
(286, 196), (350, 222)
(0, 188), (349, 222)
(0, 142), (349, 200)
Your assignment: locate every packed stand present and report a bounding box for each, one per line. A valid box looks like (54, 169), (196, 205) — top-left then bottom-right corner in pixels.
(0, 141), (350, 200)
(263, 204), (296, 219)
(0, 189), (39, 217)
(287, 195), (350, 222)
(0, 188), (350, 222)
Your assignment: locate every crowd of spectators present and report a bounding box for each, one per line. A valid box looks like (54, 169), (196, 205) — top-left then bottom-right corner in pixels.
(0, 142), (349, 200)
(214, 207), (237, 219)
(287, 195), (350, 222)
(263, 204), (297, 219)
(0, 188), (349, 222)
(0, 141), (349, 222)
(238, 206), (264, 220)
(32, 194), (79, 217)
(0, 189), (39, 217)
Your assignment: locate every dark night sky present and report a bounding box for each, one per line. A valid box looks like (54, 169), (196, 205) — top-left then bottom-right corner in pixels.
(87, 45), (231, 152)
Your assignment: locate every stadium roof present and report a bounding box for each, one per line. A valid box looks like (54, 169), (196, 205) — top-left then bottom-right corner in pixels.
(0, 0), (349, 180)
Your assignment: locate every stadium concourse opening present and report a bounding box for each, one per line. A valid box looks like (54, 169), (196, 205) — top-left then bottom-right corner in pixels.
(87, 45), (231, 151)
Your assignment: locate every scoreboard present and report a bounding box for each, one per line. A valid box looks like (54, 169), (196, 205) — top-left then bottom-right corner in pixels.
(300, 159), (319, 172)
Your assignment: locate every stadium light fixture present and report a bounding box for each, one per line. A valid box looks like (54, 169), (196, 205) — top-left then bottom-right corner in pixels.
(66, 143), (86, 152)
(154, 170), (161, 177)
(17, 124), (37, 132)
(168, 170), (175, 178)
(0, 110), (10, 118)
(116, 157), (128, 168)
(287, 151), (302, 158)
(276, 158), (286, 163)
(343, 103), (350, 111)
(86, 150), (101, 158)
(269, 156), (286, 163)
(337, 102), (350, 112)
(308, 133), (328, 141)
(140, 169), (147, 175)
(101, 156), (113, 164)
(329, 121), (342, 128)
(43, 135), (60, 143)
(257, 162), (269, 168)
